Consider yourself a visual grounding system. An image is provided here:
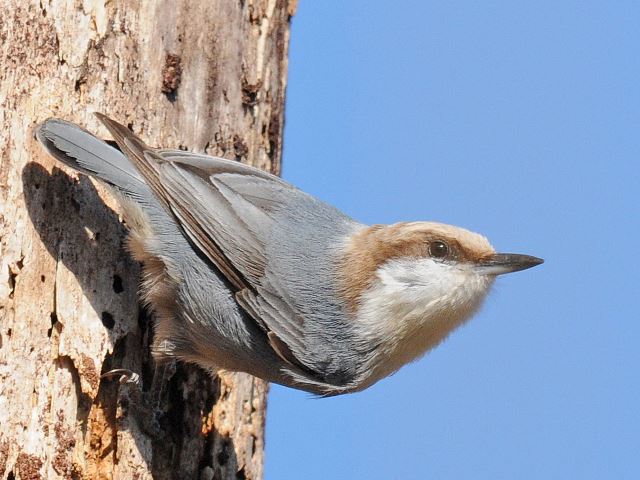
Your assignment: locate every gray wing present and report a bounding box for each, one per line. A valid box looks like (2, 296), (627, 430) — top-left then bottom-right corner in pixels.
(97, 114), (363, 387)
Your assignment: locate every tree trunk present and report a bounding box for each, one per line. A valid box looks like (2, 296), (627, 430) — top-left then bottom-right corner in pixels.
(0, 1), (295, 478)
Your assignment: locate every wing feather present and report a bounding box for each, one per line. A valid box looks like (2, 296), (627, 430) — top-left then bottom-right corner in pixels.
(96, 114), (359, 385)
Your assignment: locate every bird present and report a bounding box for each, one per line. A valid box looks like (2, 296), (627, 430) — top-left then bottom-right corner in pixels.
(35, 114), (543, 396)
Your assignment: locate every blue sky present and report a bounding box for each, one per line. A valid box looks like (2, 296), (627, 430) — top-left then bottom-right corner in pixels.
(265, 2), (639, 479)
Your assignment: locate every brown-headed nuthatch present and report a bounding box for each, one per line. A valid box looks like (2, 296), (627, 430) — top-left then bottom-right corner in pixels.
(35, 114), (543, 396)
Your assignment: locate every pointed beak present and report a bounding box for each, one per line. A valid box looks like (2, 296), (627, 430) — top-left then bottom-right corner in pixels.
(475, 253), (544, 275)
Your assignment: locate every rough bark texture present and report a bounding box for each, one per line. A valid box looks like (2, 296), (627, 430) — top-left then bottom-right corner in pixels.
(0, 1), (295, 478)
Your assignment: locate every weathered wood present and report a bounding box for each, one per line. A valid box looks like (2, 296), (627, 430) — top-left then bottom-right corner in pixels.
(0, 1), (295, 478)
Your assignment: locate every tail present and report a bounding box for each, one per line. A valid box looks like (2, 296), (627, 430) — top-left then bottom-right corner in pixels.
(35, 118), (144, 196)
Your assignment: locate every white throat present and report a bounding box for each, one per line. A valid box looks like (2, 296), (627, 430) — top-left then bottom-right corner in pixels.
(354, 257), (494, 388)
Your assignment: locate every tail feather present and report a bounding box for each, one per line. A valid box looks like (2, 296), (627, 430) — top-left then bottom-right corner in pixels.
(35, 118), (144, 195)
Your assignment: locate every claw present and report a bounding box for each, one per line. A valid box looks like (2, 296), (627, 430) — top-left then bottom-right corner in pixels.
(101, 367), (163, 437)
(101, 368), (141, 386)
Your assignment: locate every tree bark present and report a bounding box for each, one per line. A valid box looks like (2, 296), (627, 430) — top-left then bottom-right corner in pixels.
(0, 1), (295, 478)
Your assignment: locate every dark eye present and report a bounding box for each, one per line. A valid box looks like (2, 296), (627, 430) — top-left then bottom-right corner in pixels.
(429, 240), (449, 258)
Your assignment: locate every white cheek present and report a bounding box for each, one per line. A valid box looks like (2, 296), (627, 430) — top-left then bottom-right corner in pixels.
(375, 258), (493, 316)
(378, 259), (466, 305)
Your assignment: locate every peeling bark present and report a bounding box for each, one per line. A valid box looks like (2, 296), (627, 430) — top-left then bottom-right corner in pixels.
(0, 1), (295, 478)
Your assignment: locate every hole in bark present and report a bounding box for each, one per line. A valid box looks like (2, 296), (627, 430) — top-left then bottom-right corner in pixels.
(8, 270), (16, 298)
(40, 275), (45, 282)
(164, 90), (177, 102)
(236, 468), (246, 480)
(241, 79), (262, 107)
(48, 312), (58, 337)
(161, 53), (182, 101)
(101, 311), (115, 329)
(250, 434), (257, 455)
(7, 471), (15, 480)
(100, 311), (116, 330)
(74, 77), (85, 92)
(233, 135), (248, 160)
(112, 274), (123, 293)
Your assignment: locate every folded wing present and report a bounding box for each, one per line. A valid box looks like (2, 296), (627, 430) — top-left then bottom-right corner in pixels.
(97, 114), (361, 389)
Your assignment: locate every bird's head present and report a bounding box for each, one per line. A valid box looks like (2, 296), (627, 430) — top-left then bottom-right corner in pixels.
(337, 221), (543, 388)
